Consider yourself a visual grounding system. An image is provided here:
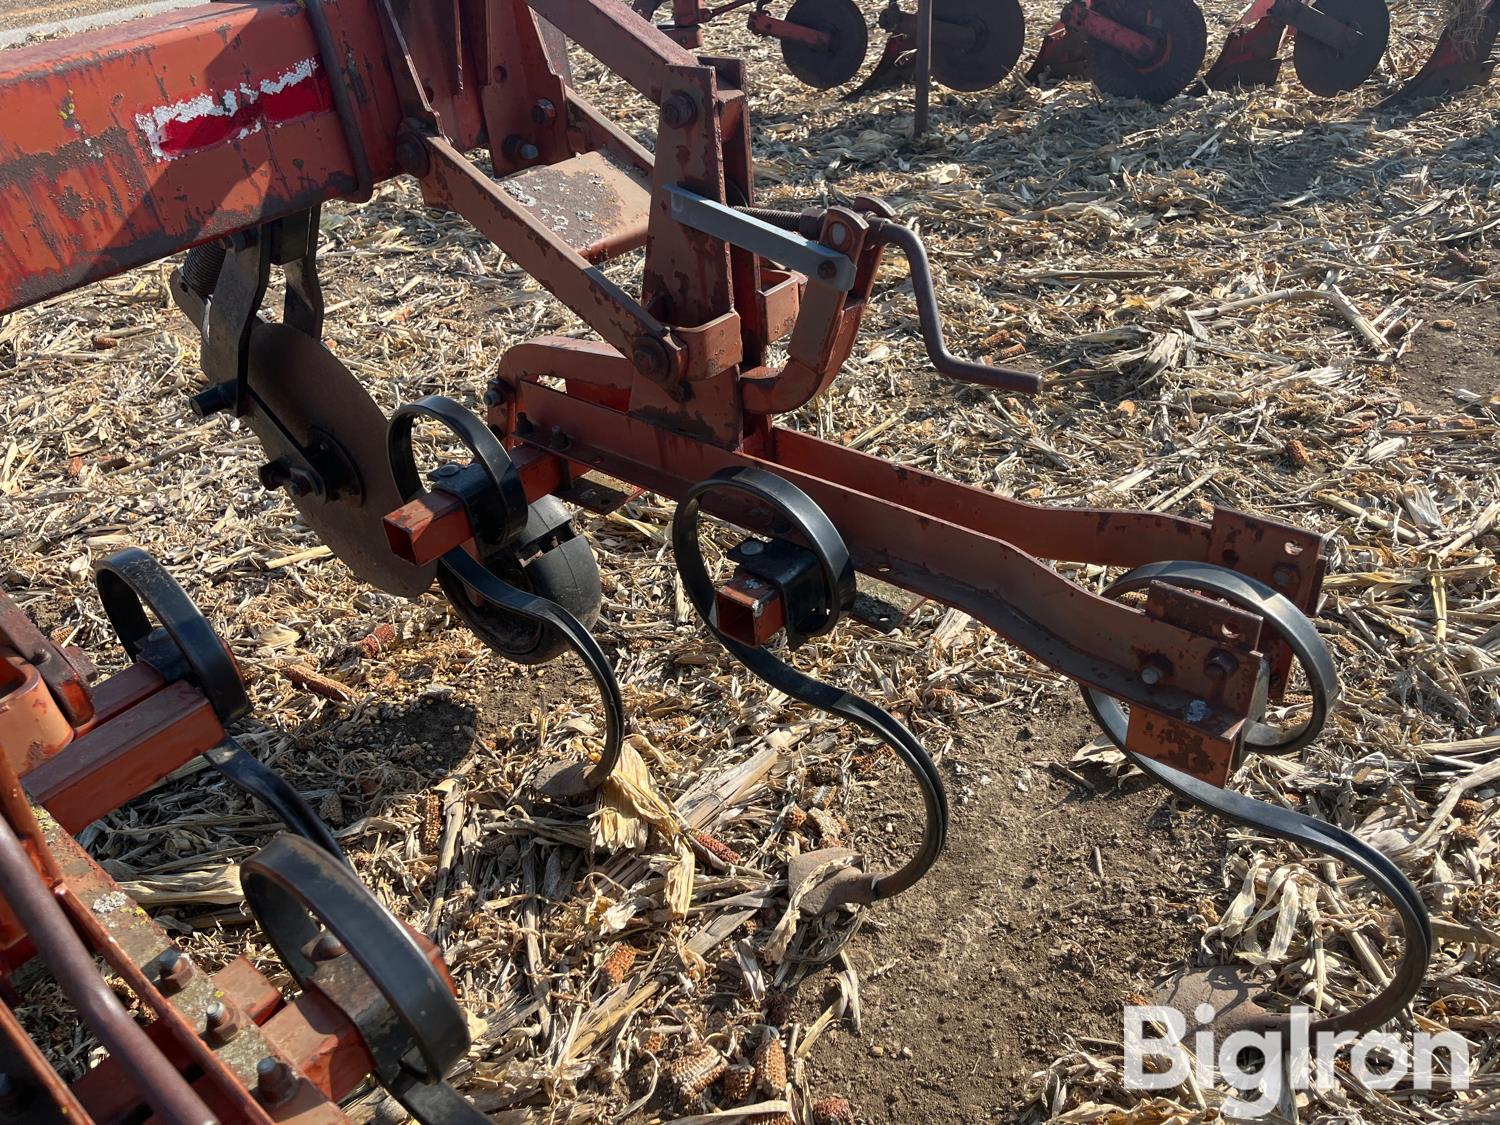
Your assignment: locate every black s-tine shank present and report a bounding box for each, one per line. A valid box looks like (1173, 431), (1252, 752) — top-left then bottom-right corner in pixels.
(387, 396), (625, 790)
(673, 466), (948, 913)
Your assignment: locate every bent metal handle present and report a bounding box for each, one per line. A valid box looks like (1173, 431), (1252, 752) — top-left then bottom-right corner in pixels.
(672, 466), (948, 903)
(869, 219), (1043, 396)
(387, 396), (624, 790)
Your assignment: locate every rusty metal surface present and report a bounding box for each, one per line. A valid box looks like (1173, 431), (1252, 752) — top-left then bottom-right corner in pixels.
(502, 379), (1273, 771)
(498, 150), (651, 262)
(0, 594), (94, 727)
(0, 993), (90, 1123)
(0, 655), (76, 776)
(0, 0), (400, 313)
(24, 682), (225, 834)
(0, 808), (218, 1124)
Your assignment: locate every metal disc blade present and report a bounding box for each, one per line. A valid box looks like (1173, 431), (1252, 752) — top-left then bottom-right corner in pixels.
(241, 323), (437, 598)
(1292, 0), (1389, 95)
(1087, 0), (1208, 102)
(930, 0), (1028, 90)
(1382, 0), (1499, 103)
(781, 0), (870, 88)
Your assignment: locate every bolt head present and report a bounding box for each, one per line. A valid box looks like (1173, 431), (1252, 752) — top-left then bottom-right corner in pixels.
(1272, 563), (1298, 589)
(740, 540), (765, 556)
(395, 134), (431, 178)
(154, 950), (194, 995)
(1205, 649), (1239, 680)
(826, 222), (850, 250)
(256, 1057), (297, 1106)
(816, 259), (839, 280)
(519, 142), (540, 161)
(632, 337), (669, 378)
(531, 98), (557, 125)
(1140, 665), (1162, 686)
(311, 931), (347, 961)
(661, 91), (698, 129)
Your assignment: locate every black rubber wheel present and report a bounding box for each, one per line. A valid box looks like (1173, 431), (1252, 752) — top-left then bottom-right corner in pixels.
(437, 496), (603, 665)
(781, 0), (870, 88)
(1292, 0), (1390, 95)
(930, 0), (1028, 90)
(1088, 0), (1207, 102)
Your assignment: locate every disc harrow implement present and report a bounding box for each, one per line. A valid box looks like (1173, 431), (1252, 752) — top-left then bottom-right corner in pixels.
(1383, 0), (1500, 102)
(0, 0), (1443, 1115)
(1026, 0), (1209, 102)
(1201, 0), (1390, 95)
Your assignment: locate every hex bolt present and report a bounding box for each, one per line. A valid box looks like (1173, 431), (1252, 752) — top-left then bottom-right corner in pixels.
(660, 91), (698, 128)
(632, 336), (671, 378)
(503, 135), (540, 163)
(257, 457), (291, 491)
(156, 948), (194, 995)
(1205, 649), (1239, 680)
(1139, 657), (1171, 686)
(1272, 563), (1298, 589)
(483, 383), (508, 408)
(816, 260), (839, 280)
(204, 999), (241, 1046)
(531, 98), (557, 125)
(395, 130), (431, 178)
(311, 931), (347, 961)
(255, 1057), (297, 1107)
(283, 467), (318, 499)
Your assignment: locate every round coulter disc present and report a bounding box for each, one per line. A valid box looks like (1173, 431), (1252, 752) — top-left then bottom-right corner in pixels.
(930, 0), (1028, 90)
(1088, 0), (1208, 102)
(241, 323), (437, 598)
(1292, 0), (1390, 95)
(781, 0), (870, 88)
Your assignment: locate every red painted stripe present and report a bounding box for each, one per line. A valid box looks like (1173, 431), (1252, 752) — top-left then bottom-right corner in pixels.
(156, 71), (333, 157)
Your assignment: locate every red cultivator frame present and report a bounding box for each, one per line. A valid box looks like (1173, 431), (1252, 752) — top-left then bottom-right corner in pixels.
(0, 0), (1434, 1117)
(0, 551), (485, 1122)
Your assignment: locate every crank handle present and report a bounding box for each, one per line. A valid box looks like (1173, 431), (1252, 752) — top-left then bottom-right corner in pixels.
(869, 220), (1043, 396)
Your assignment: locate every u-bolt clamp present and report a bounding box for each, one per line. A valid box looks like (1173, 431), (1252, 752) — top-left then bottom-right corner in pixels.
(672, 466), (949, 918)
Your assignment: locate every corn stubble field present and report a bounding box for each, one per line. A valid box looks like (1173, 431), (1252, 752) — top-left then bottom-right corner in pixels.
(1, 0), (1498, 1120)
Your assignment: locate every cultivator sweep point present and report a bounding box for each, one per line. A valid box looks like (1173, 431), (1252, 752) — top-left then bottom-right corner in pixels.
(1201, 0), (1389, 95)
(0, 0), (1443, 1110)
(1026, 0), (1209, 102)
(1384, 0), (1500, 102)
(0, 551), (485, 1122)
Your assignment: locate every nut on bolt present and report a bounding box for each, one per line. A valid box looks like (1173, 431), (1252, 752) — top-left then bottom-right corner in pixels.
(1205, 649), (1239, 680)
(502, 134), (540, 163)
(204, 999), (242, 1045)
(531, 98), (557, 125)
(660, 91), (698, 128)
(311, 930), (347, 961)
(155, 948), (194, 995)
(395, 129), (431, 178)
(632, 336), (672, 378)
(256, 1057), (298, 1106)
